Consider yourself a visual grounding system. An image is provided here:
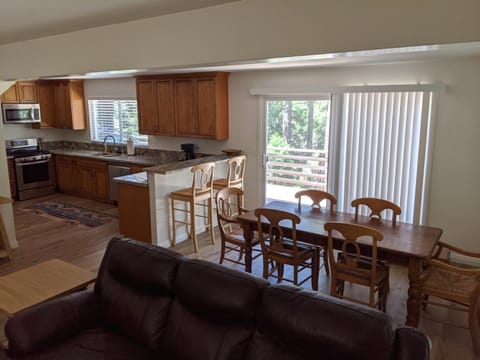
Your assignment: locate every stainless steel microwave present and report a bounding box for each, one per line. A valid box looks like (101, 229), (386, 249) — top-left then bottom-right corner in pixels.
(2, 103), (41, 124)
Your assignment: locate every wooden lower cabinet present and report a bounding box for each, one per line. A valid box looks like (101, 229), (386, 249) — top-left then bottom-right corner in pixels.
(76, 159), (109, 201)
(54, 155), (110, 202)
(7, 159), (16, 199)
(118, 183), (151, 243)
(54, 155), (77, 194)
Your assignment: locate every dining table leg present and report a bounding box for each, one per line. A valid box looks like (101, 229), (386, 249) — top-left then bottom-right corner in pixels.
(241, 221), (254, 273)
(406, 257), (423, 327)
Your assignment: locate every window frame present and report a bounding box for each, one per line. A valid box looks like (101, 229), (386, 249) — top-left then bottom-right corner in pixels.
(87, 97), (148, 145)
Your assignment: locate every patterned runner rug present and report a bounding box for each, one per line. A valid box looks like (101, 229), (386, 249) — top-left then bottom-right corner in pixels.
(21, 201), (116, 228)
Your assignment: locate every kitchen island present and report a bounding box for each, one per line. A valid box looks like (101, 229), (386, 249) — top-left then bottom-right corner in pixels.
(114, 154), (228, 247)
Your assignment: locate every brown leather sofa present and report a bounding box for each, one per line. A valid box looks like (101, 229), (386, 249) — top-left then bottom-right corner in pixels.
(5, 238), (430, 360)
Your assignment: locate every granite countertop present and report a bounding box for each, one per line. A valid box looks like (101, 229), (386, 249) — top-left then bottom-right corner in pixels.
(49, 148), (174, 167)
(113, 172), (148, 187)
(146, 154), (229, 175)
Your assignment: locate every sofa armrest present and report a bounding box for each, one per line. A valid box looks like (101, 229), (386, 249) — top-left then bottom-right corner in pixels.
(394, 326), (431, 360)
(5, 290), (100, 357)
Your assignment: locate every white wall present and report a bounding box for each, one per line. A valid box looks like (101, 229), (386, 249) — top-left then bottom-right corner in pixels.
(226, 57), (480, 253)
(1, 0), (480, 80)
(0, 81), (19, 248)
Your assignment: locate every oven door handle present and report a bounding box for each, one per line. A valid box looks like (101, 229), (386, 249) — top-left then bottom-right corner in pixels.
(16, 159), (51, 166)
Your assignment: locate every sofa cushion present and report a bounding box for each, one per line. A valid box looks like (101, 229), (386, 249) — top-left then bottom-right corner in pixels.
(247, 285), (395, 360)
(15, 327), (157, 360)
(164, 260), (269, 360)
(94, 238), (186, 353)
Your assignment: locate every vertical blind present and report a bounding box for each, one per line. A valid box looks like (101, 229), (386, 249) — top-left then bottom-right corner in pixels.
(88, 99), (147, 145)
(336, 91), (432, 224)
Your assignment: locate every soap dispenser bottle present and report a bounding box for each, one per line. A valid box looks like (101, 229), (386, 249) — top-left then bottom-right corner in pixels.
(127, 137), (135, 156)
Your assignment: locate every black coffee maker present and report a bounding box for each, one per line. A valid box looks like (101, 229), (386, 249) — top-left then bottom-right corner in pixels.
(181, 143), (196, 160)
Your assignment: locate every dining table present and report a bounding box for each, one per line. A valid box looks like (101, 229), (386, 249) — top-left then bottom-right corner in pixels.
(237, 200), (443, 328)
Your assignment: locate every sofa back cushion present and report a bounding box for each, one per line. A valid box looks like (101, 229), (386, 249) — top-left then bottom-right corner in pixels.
(247, 285), (396, 360)
(164, 259), (269, 360)
(94, 238), (186, 352)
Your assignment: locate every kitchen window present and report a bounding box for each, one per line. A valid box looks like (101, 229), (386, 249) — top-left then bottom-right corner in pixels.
(88, 99), (147, 145)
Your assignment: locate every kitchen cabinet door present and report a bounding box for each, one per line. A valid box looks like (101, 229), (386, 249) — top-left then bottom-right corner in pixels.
(77, 159), (110, 200)
(196, 78), (217, 138)
(137, 80), (157, 135)
(54, 155), (77, 194)
(53, 82), (70, 129)
(76, 159), (109, 201)
(118, 183), (151, 243)
(17, 82), (37, 103)
(1, 85), (18, 103)
(33, 82), (56, 128)
(155, 80), (175, 135)
(53, 80), (86, 130)
(174, 79), (197, 137)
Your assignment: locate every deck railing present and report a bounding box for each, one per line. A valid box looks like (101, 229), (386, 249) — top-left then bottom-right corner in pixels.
(266, 147), (328, 190)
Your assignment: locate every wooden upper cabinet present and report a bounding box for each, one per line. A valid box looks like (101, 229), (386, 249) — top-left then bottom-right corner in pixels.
(33, 82), (56, 128)
(196, 78), (217, 138)
(136, 72), (229, 140)
(1, 85), (19, 103)
(174, 79), (197, 137)
(53, 80), (86, 130)
(137, 80), (158, 135)
(155, 80), (175, 136)
(137, 79), (176, 136)
(1, 82), (37, 103)
(17, 82), (37, 103)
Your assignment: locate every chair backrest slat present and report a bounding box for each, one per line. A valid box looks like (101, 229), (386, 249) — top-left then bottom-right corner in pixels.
(254, 208), (301, 257)
(351, 197), (401, 226)
(295, 189), (337, 213)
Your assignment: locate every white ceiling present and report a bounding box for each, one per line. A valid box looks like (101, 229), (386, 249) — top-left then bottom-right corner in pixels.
(0, 0), (238, 44)
(2, 0), (480, 79)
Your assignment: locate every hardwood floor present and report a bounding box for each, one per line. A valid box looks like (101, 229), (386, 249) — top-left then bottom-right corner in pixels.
(0, 193), (475, 359)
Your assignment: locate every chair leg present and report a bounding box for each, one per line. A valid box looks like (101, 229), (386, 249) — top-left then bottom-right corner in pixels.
(219, 239), (226, 264)
(293, 264), (298, 286)
(190, 200), (198, 253)
(323, 247), (329, 275)
(208, 198), (215, 245)
(469, 300), (480, 354)
(278, 263), (285, 283)
(171, 197), (177, 246)
(262, 256), (269, 280)
(330, 276), (337, 298)
(312, 252), (319, 291)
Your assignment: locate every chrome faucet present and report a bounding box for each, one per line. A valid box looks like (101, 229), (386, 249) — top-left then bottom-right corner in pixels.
(103, 135), (116, 154)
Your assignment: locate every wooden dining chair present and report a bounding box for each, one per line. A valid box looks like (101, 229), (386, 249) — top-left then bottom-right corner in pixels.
(324, 222), (389, 311)
(295, 189), (337, 213)
(351, 197), (402, 226)
(294, 189), (336, 275)
(170, 162), (216, 252)
(215, 187), (261, 270)
(254, 208), (320, 290)
(420, 241), (480, 354)
(213, 155), (246, 191)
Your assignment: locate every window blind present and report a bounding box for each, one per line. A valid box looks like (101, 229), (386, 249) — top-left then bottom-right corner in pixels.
(336, 91), (432, 224)
(88, 99), (147, 145)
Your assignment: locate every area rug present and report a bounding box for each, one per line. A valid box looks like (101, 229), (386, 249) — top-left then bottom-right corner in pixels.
(21, 201), (116, 228)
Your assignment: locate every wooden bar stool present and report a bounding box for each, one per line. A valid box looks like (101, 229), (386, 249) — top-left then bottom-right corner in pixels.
(213, 155), (246, 190)
(0, 196), (13, 260)
(170, 162), (216, 252)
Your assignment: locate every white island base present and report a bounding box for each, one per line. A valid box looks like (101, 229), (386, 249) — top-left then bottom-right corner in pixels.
(147, 158), (227, 248)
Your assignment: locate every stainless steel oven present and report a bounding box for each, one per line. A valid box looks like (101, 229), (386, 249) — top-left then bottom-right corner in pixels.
(6, 138), (56, 200)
